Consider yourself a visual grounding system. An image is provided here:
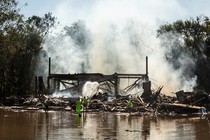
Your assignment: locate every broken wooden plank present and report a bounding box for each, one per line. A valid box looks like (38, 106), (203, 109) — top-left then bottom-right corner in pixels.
(160, 103), (206, 114)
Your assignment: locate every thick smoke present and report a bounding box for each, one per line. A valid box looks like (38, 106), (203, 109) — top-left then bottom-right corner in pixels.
(36, 0), (197, 95)
(158, 32), (197, 92)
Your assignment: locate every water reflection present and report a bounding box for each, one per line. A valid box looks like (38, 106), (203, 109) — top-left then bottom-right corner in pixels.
(0, 109), (210, 140)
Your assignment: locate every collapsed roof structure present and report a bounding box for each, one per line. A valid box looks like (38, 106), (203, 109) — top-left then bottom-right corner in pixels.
(35, 57), (152, 98)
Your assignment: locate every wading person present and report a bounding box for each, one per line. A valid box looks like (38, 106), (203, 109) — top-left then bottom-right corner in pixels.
(76, 98), (81, 117)
(127, 99), (133, 113)
(82, 96), (88, 112)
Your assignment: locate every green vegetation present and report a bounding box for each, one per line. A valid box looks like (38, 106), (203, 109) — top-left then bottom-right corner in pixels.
(158, 16), (210, 92)
(0, 0), (55, 96)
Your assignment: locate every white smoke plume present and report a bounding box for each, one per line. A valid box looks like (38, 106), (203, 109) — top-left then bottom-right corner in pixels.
(36, 0), (198, 95)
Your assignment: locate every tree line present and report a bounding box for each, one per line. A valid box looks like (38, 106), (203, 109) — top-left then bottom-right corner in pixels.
(1, 0), (210, 97)
(158, 16), (210, 92)
(0, 0), (55, 96)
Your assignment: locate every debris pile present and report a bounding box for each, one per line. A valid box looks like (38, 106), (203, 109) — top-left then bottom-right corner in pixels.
(0, 88), (209, 116)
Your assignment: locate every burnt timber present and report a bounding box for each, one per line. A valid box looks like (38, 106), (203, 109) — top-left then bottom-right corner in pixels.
(45, 57), (151, 97)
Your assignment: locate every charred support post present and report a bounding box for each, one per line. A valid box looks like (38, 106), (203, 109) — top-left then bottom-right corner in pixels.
(114, 73), (119, 96)
(145, 56), (149, 81)
(146, 56), (148, 76)
(47, 57), (51, 94)
(38, 76), (45, 94)
(77, 80), (80, 94)
(141, 81), (152, 101)
(141, 56), (152, 101)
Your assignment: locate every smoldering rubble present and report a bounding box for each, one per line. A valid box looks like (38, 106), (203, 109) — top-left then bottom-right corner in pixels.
(0, 88), (209, 116)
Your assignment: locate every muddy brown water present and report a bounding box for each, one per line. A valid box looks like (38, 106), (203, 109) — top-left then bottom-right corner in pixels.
(0, 109), (210, 140)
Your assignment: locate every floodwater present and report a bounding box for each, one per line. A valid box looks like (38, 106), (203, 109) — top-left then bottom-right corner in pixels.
(0, 109), (210, 140)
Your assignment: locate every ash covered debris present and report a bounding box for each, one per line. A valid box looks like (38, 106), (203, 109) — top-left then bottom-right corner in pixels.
(1, 86), (209, 116)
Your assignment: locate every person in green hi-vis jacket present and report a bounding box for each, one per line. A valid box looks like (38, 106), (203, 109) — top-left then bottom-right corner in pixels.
(127, 99), (133, 108)
(127, 99), (133, 113)
(76, 98), (81, 115)
(82, 96), (88, 111)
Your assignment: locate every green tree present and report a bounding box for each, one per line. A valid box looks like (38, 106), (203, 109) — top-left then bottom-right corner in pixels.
(158, 16), (210, 57)
(158, 16), (210, 92)
(0, 0), (55, 96)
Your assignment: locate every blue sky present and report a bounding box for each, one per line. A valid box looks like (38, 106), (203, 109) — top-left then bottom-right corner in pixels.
(19, 0), (210, 20)
(19, 0), (210, 28)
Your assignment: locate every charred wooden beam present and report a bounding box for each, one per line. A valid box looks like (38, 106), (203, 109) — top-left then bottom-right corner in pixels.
(38, 76), (45, 94)
(146, 56), (148, 76)
(46, 56), (151, 95)
(160, 103), (206, 114)
(47, 57), (51, 94)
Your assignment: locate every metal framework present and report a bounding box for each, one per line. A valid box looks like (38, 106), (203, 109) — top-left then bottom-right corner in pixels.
(46, 57), (150, 96)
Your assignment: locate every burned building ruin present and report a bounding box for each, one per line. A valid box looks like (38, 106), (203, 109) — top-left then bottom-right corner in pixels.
(35, 57), (152, 98)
